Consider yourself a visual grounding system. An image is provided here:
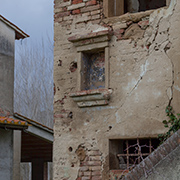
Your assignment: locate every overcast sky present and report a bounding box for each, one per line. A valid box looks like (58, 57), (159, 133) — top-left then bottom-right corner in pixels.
(0, 0), (54, 45)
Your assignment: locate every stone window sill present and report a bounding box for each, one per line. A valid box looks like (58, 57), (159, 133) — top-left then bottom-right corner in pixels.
(68, 29), (112, 52)
(69, 89), (112, 108)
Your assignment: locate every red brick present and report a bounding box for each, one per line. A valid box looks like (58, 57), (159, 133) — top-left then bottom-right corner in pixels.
(72, 9), (81, 14)
(55, 11), (70, 18)
(72, 0), (83, 4)
(86, 0), (97, 6)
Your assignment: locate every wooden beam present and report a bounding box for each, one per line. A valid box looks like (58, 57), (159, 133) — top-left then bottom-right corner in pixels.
(103, 0), (124, 17)
(116, 0), (124, 16)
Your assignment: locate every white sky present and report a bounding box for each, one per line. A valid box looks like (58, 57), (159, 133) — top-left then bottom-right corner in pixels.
(0, 0), (54, 45)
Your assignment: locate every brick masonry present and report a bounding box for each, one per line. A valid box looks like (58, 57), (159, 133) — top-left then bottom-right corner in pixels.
(76, 149), (102, 180)
(54, 0), (103, 26)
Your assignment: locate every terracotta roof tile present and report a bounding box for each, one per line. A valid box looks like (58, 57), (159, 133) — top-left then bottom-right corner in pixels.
(0, 116), (28, 127)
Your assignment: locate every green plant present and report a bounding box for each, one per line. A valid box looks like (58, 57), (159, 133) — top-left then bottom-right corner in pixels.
(158, 106), (180, 144)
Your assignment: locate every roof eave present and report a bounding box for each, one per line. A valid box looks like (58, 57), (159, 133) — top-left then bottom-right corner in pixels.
(0, 15), (29, 40)
(0, 124), (28, 130)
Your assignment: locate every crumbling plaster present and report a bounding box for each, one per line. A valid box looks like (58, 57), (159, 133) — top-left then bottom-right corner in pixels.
(53, 0), (180, 179)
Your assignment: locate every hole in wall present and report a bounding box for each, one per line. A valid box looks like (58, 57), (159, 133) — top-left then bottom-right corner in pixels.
(58, 60), (62, 66)
(68, 112), (73, 119)
(69, 147), (73, 152)
(76, 146), (86, 161)
(70, 61), (77, 72)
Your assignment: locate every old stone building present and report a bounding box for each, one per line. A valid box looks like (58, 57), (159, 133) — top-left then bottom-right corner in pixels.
(53, 0), (180, 179)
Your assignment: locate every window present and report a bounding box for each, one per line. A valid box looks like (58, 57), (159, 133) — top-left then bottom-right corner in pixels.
(68, 30), (112, 108)
(81, 50), (105, 90)
(104, 0), (170, 17)
(109, 138), (160, 170)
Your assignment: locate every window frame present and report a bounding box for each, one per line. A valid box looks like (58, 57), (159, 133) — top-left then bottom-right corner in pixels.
(68, 30), (112, 108)
(78, 47), (109, 91)
(103, 0), (171, 18)
(109, 138), (160, 171)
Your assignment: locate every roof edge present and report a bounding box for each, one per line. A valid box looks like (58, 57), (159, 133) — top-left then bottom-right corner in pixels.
(13, 113), (53, 134)
(0, 15), (29, 40)
(0, 116), (28, 130)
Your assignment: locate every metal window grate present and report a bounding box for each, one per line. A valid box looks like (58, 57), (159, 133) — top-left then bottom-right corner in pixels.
(116, 138), (159, 170)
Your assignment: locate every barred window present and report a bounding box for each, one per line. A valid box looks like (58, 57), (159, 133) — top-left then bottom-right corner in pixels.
(109, 138), (160, 170)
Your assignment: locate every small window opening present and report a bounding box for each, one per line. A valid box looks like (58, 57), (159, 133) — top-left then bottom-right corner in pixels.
(81, 50), (105, 90)
(109, 138), (160, 170)
(107, 0), (167, 17)
(124, 0), (167, 13)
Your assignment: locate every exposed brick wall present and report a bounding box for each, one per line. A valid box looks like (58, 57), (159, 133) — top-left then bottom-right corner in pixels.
(112, 20), (149, 41)
(54, 0), (103, 27)
(53, 0), (178, 179)
(76, 149), (103, 180)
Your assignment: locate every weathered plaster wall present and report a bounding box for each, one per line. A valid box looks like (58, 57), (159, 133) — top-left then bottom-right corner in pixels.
(0, 20), (15, 116)
(0, 129), (13, 180)
(53, 0), (180, 179)
(13, 130), (21, 180)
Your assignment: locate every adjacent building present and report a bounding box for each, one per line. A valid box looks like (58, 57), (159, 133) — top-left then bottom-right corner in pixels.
(53, 0), (180, 179)
(0, 15), (53, 180)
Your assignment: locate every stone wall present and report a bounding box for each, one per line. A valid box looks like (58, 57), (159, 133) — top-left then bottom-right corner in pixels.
(53, 0), (180, 179)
